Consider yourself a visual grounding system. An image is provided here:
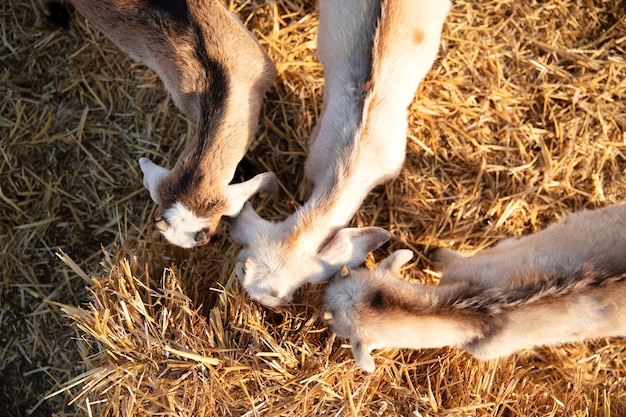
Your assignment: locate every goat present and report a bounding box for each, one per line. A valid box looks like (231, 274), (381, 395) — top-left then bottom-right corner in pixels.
(322, 203), (626, 372)
(228, 0), (450, 306)
(39, 0), (277, 248)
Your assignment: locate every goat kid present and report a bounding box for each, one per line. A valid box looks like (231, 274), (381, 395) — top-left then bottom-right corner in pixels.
(40, 0), (277, 248)
(323, 204), (626, 372)
(228, 0), (450, 306)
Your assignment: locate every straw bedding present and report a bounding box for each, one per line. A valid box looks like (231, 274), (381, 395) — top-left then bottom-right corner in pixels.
(2, 0), (626, 415)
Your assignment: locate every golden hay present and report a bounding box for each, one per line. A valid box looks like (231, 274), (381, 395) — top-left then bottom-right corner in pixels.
(2, 0), (626, 416)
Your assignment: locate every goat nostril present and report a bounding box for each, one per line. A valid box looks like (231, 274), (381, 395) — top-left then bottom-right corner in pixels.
(194, 230), (209, 243)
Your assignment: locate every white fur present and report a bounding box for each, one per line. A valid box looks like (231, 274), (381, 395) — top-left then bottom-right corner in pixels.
(231, 203), (390, 307)
(159, 202), (209, 249)
(229, 0), (450, 306)
(323, 204), (626, 372)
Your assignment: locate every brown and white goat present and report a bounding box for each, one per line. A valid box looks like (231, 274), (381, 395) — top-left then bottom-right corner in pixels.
(40, 0), (277, 247)
(228, 0), (450, 306)
(323, 204), (626, 372)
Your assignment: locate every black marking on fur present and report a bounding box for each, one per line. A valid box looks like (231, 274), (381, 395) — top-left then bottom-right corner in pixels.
(363, 0), (384, 96)
(461, 315), (508, 353)
(369, 290), (387, 311)
(443, 265), (626, 319)
(370, 264), (626, 322)
(480, 266), (626, 312)
(601, 256), (626, 282)
(195, 76), (228, 158)
(177, 165), (204, 196)
(153, 6), (229, 219)
(159, 175), (226, 215)
(155, 160), (225, 221)
(190, 18), (229, 163)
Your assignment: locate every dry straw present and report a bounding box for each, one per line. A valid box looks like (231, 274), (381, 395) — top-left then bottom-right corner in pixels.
(2, 0), (626, 415)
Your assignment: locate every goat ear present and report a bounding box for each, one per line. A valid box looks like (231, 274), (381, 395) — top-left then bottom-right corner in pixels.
(224, 172), (278, 217)
(316, 227), (390, 278)
(378, 249), (414, 275)
(351, 338), (376, 373)
(227, 202), (268, 245)
(138, 157), (170, 204)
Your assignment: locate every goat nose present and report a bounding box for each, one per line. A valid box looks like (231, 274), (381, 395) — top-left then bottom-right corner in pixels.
(194, 230), (210, 244)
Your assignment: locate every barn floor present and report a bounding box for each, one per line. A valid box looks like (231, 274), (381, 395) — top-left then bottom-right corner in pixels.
(2, 0), (626, 415)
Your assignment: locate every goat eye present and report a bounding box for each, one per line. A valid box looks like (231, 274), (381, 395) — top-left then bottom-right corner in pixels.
(155, 218), (168, 232)
(194, 229), (209, 243)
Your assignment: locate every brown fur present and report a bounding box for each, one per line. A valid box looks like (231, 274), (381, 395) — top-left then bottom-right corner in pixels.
(40, 0), (276, 246)
(324, 204), (626, 371)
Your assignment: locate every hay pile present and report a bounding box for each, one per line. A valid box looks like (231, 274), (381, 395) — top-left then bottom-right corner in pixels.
(2, 0), (626, 415)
